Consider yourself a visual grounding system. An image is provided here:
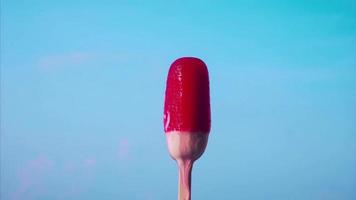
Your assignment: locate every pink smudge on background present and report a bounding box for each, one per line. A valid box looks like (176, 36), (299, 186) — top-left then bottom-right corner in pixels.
(37, 51), (131, 71)
(11, 155), (53, 200)
(117, 139), (130, 160)
(144, 192), (155, 200)
(84, 158), (97, 168)
(37, 52), (95, 70)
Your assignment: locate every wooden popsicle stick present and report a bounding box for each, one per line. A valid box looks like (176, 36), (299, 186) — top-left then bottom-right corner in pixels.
(166, 132), (209, 200)
(177, 159), (193, 200)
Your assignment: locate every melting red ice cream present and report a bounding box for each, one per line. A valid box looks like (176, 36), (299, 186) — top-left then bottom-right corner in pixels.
(164, 57), (211, 133)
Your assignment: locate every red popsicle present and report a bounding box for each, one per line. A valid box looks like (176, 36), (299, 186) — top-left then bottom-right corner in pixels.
(164, 57), (211, 200)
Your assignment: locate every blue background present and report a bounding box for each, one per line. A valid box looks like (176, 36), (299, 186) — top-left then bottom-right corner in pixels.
(1, 1), (355, 199)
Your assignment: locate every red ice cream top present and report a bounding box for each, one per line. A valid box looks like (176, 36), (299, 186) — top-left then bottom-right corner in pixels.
(164, 57), (211, 133)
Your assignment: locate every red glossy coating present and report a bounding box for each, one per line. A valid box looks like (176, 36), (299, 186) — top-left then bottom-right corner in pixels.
(164, 57), (211, 133)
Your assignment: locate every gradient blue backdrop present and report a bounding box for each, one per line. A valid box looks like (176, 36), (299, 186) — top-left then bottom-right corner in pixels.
(1, 1), (356, 200)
